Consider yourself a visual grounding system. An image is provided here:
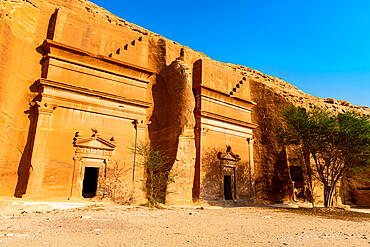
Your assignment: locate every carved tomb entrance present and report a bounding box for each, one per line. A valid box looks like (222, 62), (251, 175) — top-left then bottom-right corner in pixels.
(81, 159), (105, 198)
(218, 146), (241, 200)
(289, 165), (307, 202)
(71, 130), (116, 199)
(224, 175), (233, 200)
(82, 167), (99, 198)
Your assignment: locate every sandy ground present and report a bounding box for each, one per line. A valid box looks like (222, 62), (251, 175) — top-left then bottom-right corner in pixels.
(0, 202), (369, 247)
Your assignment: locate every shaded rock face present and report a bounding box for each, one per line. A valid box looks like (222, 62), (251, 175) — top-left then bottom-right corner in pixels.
(0, 0), (56, 197)
(249, 81), (292, 201)
(149, 54), (196, 204)
(223, 65), (370, 203)
(0, 0), (368, 204)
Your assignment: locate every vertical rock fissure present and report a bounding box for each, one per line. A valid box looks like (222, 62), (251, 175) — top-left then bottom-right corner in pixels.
(148, 49), (196, 204)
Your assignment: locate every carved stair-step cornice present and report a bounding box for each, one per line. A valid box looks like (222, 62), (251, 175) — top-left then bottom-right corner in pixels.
(40, 39), (156, 83)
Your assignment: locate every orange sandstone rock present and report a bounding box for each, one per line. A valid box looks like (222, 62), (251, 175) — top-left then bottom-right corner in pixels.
(0, 0), (368, 206)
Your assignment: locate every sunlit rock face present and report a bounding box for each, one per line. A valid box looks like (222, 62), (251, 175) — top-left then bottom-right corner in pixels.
(0, 0), (367, 205)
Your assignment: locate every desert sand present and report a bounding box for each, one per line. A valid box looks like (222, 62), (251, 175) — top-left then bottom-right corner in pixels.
(0, 202), (369, 247)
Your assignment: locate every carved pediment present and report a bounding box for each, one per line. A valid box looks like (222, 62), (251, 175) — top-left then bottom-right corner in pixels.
(218, 145), (241, 162)
(74, 137), (116, 150)
(74, 129), (116, 151)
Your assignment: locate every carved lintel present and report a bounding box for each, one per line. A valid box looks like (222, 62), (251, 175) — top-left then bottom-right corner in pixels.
(75, 146), (113, 156)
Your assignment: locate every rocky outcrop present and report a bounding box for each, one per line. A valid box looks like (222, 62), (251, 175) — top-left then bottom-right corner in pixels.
(224, 64), (370, 115)
(149, 50), (196, 204)
(223, 64), (369, 201)
(0, 0), (367, 202)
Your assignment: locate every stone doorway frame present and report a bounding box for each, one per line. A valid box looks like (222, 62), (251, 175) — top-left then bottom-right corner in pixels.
(69, 130), (116, 199)
(218, 145), (241, 200)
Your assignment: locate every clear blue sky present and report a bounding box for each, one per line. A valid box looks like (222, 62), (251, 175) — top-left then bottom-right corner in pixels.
(90, 0), (370, 107)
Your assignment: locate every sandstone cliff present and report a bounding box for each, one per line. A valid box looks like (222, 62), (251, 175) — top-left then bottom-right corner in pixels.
(0, 0), (368, 201)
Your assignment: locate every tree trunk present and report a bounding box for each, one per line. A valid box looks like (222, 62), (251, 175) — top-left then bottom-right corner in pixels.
(324, 185), (335, 207)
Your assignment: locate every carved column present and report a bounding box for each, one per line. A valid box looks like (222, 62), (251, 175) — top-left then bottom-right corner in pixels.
(247, 137), (255, 198)
(132, 120), (147, 203)
(233, 166), (238, 199)
(24, 102), (58, 198)
(219, 160), (224, 199)
(68, 155), (82, 199)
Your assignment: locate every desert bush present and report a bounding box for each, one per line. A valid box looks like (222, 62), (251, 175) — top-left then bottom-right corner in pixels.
(98, 161), (132, 204)
(133, 142), (174, 207)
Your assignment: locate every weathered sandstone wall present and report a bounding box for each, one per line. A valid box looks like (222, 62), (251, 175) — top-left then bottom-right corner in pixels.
(0, 0), (210, 199)
(225, 65), (370, 202)
(192, 60), (255, 201)
(0, 0), (55, 196)
(1, 0), (368, 202)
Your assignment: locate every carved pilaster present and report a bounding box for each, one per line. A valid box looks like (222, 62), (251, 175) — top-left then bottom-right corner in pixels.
(132, 119), (149, 131)
(69, 156), (82, 199)
(247, 137), (255, 198)
(131, 119), (148, 204)
(24, 102), (58, 198)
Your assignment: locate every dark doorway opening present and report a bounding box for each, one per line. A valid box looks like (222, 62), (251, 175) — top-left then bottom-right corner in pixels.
(82, 167), (99, 198)
(224, 175), (232, 200)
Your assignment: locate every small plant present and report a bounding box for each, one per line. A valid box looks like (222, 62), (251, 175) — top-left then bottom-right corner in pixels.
(133, 142), (174, 207)
(98, 161), (132, 204)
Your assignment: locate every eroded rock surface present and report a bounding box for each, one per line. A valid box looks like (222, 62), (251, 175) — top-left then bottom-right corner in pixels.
(149, 51), (196, 204)
(0, 0), (368, 204)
